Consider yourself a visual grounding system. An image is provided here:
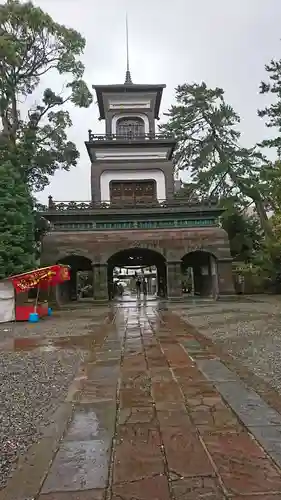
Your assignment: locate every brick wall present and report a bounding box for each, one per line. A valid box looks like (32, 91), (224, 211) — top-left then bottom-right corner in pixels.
(41, 227), (231, 265)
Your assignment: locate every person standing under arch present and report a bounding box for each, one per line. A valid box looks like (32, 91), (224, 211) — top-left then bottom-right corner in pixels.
(142, 277), (147, 297)
(135, 276), (141, 298)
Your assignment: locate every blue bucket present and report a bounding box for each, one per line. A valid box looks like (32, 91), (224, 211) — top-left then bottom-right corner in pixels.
(47, 307), (52, 316)
(29, 312), (39, 323)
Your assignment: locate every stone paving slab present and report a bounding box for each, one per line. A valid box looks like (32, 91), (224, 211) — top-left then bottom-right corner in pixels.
(39, 490), (104, 499)
(196, 358), (240, 382)
(197, 359), (281, 434)
(41, 440), (111, 493)
(65, 403), (116, 442)
(232, 496), (281, 500)
(4, 302), (281, 499)
(111, 475), (171, 500)
(216, 380), (281, 426)
(170, 477), (225, 500)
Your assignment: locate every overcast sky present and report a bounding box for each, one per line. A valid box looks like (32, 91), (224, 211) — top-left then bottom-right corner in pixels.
(33, 0), (281, 204)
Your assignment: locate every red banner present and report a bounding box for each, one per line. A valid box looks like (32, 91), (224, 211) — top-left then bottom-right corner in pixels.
(8, 265), (70, 293)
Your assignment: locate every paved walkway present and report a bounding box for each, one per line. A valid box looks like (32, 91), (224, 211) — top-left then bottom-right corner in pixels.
(3, 301), (281, 499)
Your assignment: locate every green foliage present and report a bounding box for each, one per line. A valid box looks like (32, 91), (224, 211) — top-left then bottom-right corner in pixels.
(175, 181), (262, 263)
(160, 82), (272, 237)
(174, 182), (203, 201)
(221, 209), (261, 262)
(253, 242), (281, 292)
(257, 52), (281, 213)
(0, 161), (35, 279)
(33, 202), (49, 260)
(0, 0), (93, 277)
(259, 160), (281, 212)
(259, 58), (281, 154)
(18, 99), (80, 190)
(0, 0), (93, 191)
(240, 215), (281, 292)
(160, 83), (241, 180)
(159, 83), (260, 197)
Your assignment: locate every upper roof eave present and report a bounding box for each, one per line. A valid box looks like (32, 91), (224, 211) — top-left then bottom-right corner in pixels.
(84, 136), (176, 161)
(93, 83), (166, 119)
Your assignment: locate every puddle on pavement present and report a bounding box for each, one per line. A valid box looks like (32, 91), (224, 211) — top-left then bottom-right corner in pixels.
(0, 333), (105, 353)
(66, 403), (116, 441)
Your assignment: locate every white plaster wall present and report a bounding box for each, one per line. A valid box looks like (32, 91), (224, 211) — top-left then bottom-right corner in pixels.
(95, 148), (168, 160)
(100, 170), (166, 201)
(111, 114), (149, 135)
(108, 98), (151, 111)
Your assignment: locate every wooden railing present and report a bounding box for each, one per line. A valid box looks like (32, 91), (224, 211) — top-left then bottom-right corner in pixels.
(46, 197), (220, 211)
(87, 131), (175, 141)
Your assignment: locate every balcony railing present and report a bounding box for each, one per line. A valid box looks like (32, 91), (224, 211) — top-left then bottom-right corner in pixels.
(46, 197), (220, 211)
(87, 130), (175, 142)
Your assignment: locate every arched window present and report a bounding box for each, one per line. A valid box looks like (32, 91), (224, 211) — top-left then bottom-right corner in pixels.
(116, 117), (145, 138)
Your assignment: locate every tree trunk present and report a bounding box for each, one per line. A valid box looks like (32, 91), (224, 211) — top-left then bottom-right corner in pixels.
(254, 197), (273, 239)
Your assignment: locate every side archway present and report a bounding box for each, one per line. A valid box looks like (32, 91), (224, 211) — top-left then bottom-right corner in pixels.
(181, 250), (218, 297)
(107, 247), (167, 299)
(57, 254), (93, 302)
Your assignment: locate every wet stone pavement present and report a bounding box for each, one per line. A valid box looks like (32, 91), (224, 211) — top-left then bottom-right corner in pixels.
(2, 301), (281, 499)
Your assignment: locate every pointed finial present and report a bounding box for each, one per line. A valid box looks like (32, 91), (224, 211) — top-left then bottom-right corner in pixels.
(125, 14), (132, 84)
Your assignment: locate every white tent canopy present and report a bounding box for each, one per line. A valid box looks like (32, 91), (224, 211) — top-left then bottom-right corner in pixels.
(0, 280), (15, 323)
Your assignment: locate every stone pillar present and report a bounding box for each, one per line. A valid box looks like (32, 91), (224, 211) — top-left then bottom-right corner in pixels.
(190, 267), (195, 296)
(69, 270), (77, 300)
(48, 283), (67, 309)
(210, 256), (219, 299)
(92, 263), (108, 301)
(167, 261), (182, 300)
(217, 259), (235, 295)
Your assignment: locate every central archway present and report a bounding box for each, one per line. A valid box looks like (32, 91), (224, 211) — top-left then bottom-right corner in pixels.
(107, 248), (167, 299)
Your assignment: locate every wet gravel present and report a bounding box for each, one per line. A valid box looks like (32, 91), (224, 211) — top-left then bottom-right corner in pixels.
(0, 349), (85, 489)
(0, 308), (109, 343)
(177, 298), (281, 392)
(0, 307), (109, 489)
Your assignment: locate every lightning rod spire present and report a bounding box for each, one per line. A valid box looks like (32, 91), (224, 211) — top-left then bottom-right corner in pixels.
(125, 14), (132, 84)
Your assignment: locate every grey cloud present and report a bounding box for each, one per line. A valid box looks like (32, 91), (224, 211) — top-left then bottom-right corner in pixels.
(30, 0), (281, 202)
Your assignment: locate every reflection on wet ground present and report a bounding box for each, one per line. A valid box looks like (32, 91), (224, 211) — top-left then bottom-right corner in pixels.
(2, 299), (281, 500)
(0, 334), (103, 353)
(0, 308), (116, 354)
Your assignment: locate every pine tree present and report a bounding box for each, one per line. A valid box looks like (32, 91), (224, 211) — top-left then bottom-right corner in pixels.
(259, 58), (281, 153)
(160, 82), (272, 237)
(0, 161), (35, 278)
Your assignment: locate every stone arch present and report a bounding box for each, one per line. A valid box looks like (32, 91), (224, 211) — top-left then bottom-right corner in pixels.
(180, 245), (221, 261)
(56, 248), (93, 262)
(181, 248), (218, 261)
(57, 254), (92, 270)
(107, 246), (167, 299)
(105, 242), (166, 263)
(181, 250), (218, 297)
(56, 254), (93, 302)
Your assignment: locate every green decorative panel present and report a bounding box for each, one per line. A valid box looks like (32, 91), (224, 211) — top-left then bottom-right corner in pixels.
(53, 219), (218, 232)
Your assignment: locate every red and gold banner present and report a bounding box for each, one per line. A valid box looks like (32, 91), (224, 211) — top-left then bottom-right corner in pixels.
(8, 265), (70, 293)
